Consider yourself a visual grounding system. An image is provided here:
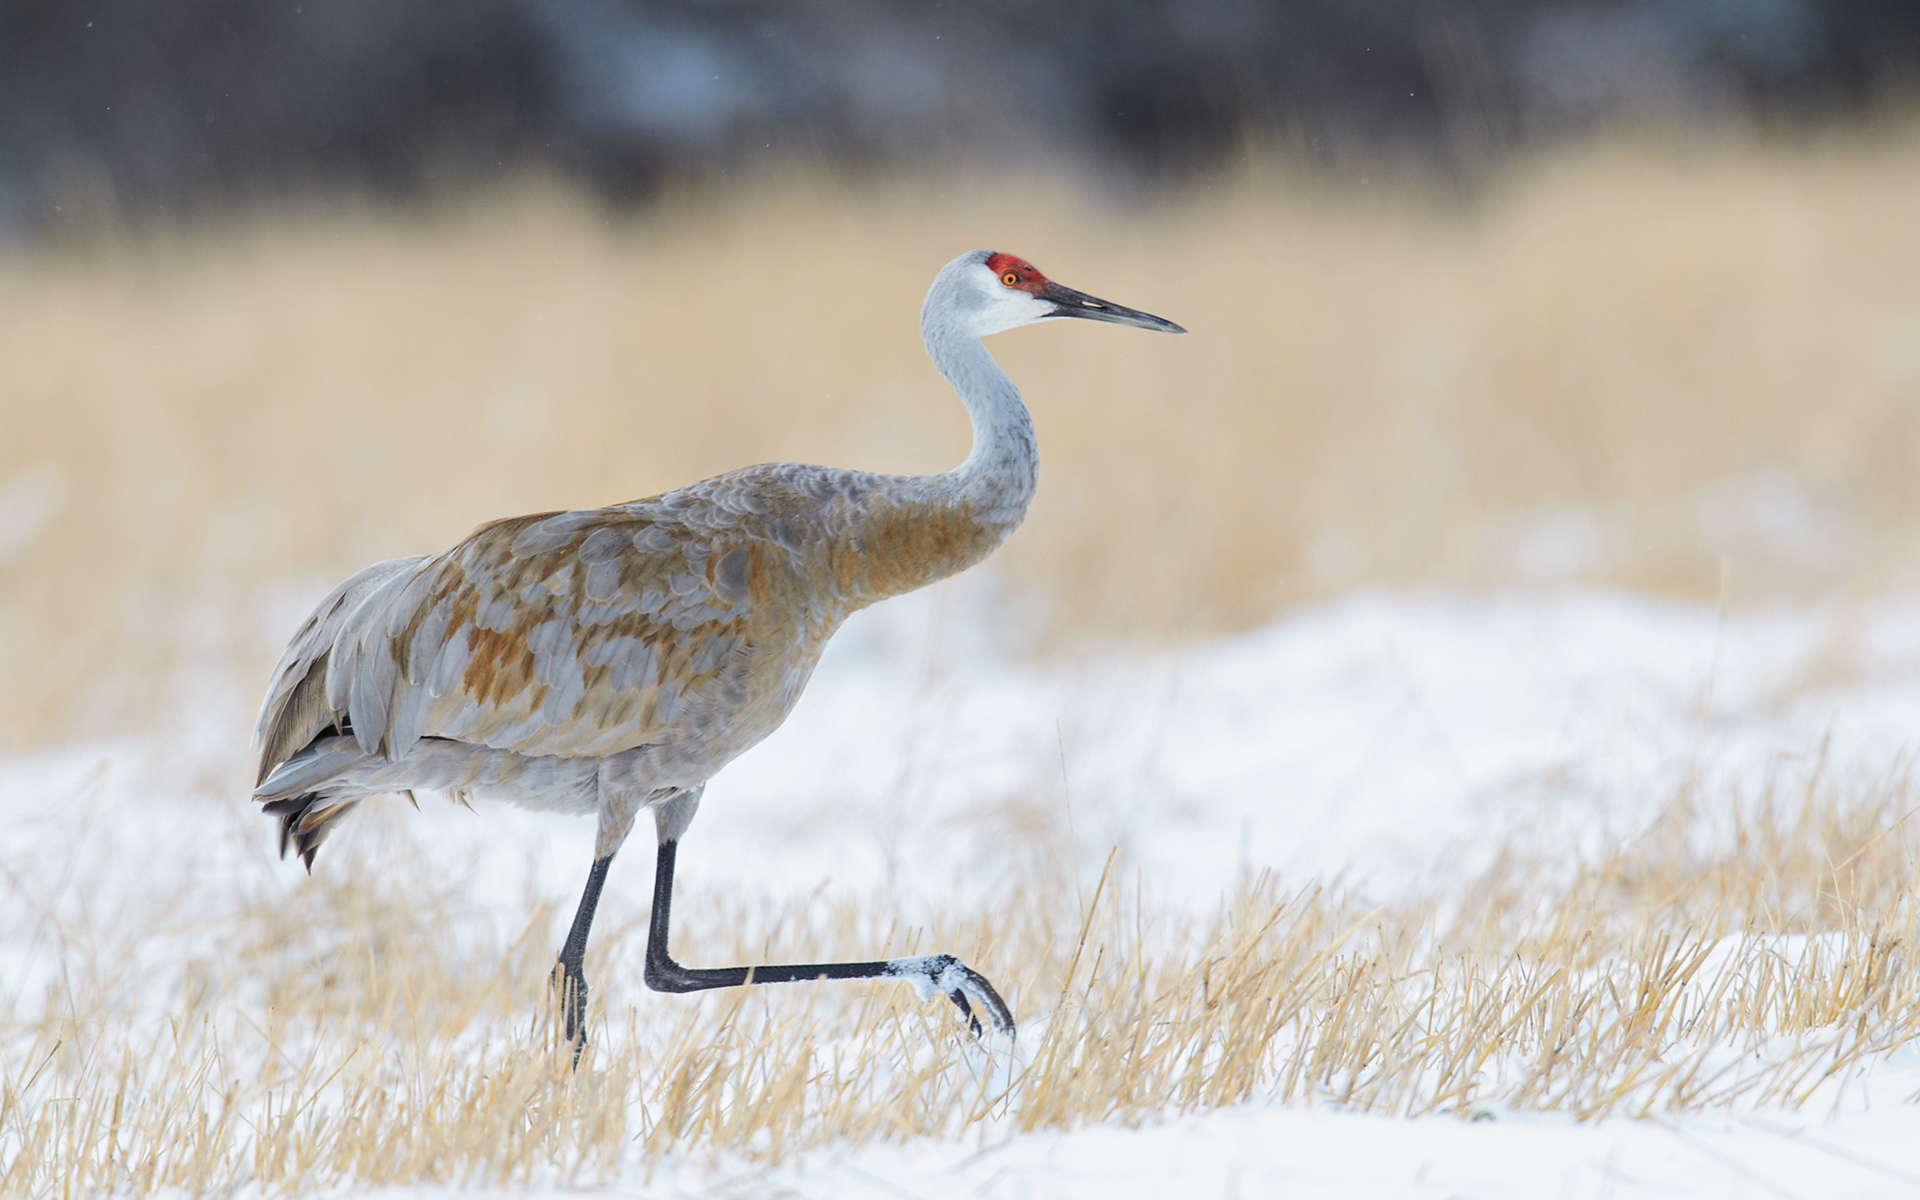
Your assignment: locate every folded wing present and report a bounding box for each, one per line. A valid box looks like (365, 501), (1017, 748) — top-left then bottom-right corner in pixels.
(255, 500), (780, 781)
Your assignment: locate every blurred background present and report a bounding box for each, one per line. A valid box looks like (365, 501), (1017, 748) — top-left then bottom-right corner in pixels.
(4, 0), (1920, 747)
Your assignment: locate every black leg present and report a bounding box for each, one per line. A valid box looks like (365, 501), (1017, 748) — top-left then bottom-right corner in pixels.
(554, 853), (614, 1064)
(642, 838), (1015, 1038)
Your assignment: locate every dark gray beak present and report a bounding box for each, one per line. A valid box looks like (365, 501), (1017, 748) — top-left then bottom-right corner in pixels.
(1040, 281), (1186, 334)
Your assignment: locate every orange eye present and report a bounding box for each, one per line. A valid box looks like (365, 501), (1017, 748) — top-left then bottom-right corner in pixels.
(1001, 271), (1020, 286)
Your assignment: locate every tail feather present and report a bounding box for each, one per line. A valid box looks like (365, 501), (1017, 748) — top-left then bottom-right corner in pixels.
(254, 561), (415, 872)
(259, 793), (361, 870)
(255, 734), (363, 800)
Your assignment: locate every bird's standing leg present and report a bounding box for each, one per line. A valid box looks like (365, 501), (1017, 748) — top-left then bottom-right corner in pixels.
(554, 853), (613, 1062)
(641, 792), (1015, 1038)
(552, 781), (648, 1064)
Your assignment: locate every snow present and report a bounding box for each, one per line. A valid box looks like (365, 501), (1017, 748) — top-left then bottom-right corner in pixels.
(671, 1099), (1920, 1199)
(8, 582), (1920, 1196)
(706, 583), (1918, 904)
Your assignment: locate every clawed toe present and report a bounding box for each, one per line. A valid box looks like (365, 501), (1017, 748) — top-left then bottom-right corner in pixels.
(947, 988), (984, 1038)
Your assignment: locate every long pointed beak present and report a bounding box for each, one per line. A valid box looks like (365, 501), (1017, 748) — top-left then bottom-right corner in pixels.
(1040, 281), (1186, 334)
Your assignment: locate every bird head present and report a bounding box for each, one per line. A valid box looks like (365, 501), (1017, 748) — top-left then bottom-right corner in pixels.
(933, 249), (1186, 338)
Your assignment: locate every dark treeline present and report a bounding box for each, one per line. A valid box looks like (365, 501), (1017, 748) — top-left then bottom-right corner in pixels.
(3, 0), (1917, 235)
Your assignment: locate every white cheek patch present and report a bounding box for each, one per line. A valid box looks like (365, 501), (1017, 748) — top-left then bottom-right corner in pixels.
(973, 277), (1053, 335)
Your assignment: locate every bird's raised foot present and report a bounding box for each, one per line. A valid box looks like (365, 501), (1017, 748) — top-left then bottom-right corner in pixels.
(888, 954), (1016, 1039)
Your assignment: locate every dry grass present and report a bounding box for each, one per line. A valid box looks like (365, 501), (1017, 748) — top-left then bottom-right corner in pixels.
(5, 754), (1917, 1195)
(7, 126), (1920, 745)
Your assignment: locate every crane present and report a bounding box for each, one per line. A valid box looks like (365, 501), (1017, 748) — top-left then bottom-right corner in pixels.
(252, 248), (1184, 1057)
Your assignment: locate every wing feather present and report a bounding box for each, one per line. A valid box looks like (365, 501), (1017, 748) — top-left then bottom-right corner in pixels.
(253, 556), (425, 783)
(314, 504), (788, 762)
(328, 565), (419, 755)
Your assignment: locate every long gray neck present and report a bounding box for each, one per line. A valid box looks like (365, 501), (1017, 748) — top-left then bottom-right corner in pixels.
(919, 304), (1038, 537)
(809, 276), (1040, 611)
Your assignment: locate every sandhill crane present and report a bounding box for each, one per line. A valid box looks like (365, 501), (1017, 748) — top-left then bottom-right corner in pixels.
(253, 248), (1184, 1056)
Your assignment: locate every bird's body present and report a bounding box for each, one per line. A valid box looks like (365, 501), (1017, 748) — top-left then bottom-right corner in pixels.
(254, 248), (1181, 1050)
(255, 456), (1022, 854)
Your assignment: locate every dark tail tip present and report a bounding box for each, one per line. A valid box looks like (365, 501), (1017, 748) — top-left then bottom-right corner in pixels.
(261, 795), (305, 861)
(260, 793), (349, 871)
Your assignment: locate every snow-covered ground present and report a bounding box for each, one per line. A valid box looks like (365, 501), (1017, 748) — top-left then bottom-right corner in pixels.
(7, 582), (1920, 1197)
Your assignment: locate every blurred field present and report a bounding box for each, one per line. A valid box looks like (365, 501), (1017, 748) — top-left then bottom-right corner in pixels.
(5, 126), (1920, 746)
